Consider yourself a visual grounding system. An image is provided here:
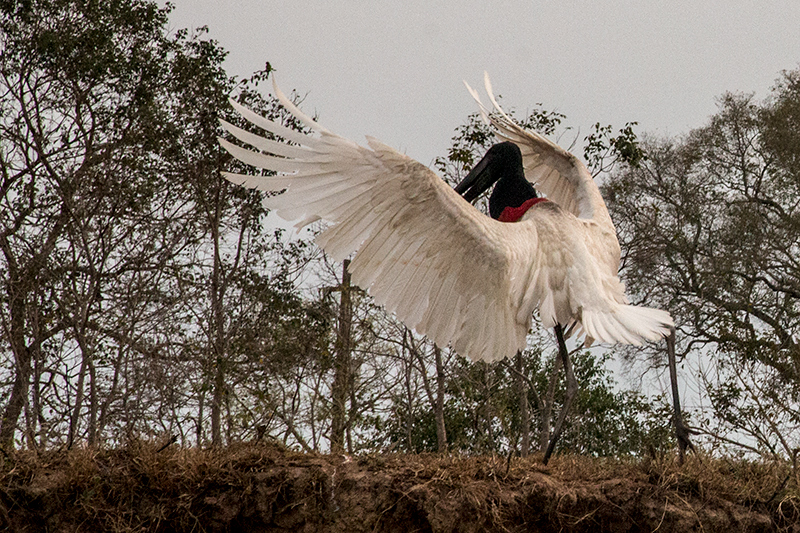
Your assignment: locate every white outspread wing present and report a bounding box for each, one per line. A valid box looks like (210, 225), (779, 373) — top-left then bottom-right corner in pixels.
(219, 79), (549, 363)
(464, 73), (611, 225)
(219, 78), (673, 361)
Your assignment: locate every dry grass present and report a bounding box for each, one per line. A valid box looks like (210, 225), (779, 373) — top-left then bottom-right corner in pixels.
(0, 442), (797, 532)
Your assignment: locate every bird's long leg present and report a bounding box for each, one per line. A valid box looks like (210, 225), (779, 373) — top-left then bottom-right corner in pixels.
(543, 324), (578, 465)
(666, 327), (696, 464)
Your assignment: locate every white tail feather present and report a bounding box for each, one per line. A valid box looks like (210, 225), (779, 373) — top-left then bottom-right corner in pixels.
(582, 305), (673, 346)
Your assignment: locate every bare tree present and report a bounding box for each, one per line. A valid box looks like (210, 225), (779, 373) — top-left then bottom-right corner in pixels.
(604, 70), (800, 456)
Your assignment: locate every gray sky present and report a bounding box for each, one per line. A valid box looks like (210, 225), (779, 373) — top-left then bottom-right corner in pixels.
(167, 1), (800, 167)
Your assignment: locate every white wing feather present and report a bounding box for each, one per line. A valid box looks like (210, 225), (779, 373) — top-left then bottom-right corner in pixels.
(219, 78), (673, 362)
(221, 81), (547, 362)
(465, 73), (612, 226)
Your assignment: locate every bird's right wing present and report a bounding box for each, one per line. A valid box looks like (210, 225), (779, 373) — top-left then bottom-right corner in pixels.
(218, 81), (545, 363)
(465, 73), (610, 224)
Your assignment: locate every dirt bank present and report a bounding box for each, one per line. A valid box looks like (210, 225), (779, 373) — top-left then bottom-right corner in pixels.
(1, 442), (797, 532)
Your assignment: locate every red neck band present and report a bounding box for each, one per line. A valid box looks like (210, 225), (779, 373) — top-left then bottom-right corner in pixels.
(498, 198), (549, 222)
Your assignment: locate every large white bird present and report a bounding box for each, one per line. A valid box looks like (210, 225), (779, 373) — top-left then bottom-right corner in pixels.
(218, 74), (689, 462)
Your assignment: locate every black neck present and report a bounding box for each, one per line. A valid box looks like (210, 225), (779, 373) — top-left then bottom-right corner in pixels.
(454, 141), (538, 219)
(488, 165), (537, 220)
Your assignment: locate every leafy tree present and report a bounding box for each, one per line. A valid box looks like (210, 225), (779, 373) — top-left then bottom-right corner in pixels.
(556, 350), (676, 456)
(0, 0), (323, 449)
(583, 122), (646, 175)
(604, 68), (800, 457)
(378, 341), (674, 457)
(0, 0), (206, 447)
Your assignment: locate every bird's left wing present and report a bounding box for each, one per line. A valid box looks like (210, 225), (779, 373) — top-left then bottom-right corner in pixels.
(218, 80), (541, 363)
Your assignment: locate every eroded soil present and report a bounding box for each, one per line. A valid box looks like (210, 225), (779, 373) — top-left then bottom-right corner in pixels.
(1, 443), (797, 532)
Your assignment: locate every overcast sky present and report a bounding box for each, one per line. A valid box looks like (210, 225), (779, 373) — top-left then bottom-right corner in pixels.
(166, 1), (800, 167)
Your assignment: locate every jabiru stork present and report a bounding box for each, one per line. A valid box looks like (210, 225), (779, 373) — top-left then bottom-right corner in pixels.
(218, 73), (694, 464)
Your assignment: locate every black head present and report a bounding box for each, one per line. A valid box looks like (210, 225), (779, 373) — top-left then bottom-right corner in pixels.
(454, 141), (537, 219)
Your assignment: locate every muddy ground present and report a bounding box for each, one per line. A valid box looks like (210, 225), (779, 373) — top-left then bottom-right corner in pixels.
(1, 442), (797, 532)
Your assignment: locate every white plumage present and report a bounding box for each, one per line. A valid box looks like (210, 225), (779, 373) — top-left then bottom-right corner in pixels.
(218, 74), (673, 363)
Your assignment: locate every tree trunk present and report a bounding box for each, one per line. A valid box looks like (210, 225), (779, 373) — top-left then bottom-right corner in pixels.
(403, 339), (414, 451)
(330, 260), (353, 454)
(0, 354), (31, 448)
(540, 351), (562, 452)
(409, 334), (448, 453)
(211, 355), (225, 446)
(96, 344), (127, 443)
(196, 392), (205, 446)
(69, 318), (96, 448)
(515, 351), (530, 457)
(433, 345), (448, 452)
(67, 355), (88, 448)
(0, 238), (32, 447)
(479, 362), (495, 452)
(0, 335), (32, 448)
(210, 192), (225, 446)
